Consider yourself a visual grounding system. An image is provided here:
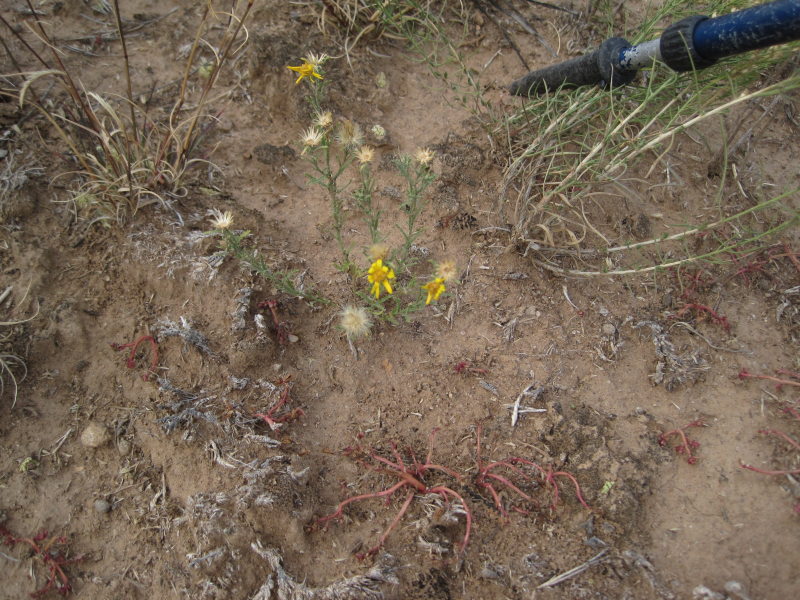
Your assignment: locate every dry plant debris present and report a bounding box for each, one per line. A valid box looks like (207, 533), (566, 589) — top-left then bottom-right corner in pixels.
(251, 542), (398, 600)
(635, 321), (709, 390)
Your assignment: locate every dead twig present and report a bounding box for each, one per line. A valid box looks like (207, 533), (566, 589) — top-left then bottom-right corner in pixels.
(508, 383), (546, 427)
(537, 549), (608, 589)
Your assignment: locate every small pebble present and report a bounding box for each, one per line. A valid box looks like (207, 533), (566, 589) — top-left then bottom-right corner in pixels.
(601, 323), (616, 336)
(94, 499), (111, 514)
(80, 422), (110, 448)
(117, 439), (131, 456)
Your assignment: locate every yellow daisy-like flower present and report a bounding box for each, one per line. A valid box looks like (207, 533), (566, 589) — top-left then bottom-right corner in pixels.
(287, 58), (323, 84)
(300, 127), (324, 153)
(422, 277), (446, 305)
(208, 208), (234, 230)
(436, 260), (458, 282)
(367, 259), (395, 299)
(414, 147), (435, 166)
(368, 243), (389, 262)
(356, 145), (374, 165)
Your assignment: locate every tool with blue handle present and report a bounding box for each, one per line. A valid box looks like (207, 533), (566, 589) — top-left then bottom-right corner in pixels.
(509, 0), (800, 96)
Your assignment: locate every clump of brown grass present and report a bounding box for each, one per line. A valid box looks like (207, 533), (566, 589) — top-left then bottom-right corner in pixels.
(0, 0), (253, 226)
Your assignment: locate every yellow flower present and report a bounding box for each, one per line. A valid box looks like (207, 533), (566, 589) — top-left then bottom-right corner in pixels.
(208, 208), (234, 230)
(356, 146), (374, 165)
(300, 127), (324, 152)
(339, 306), (371, 339)
(368, 243), (389, 262)
(414, 147), (435, 166)
(422, 277), (446, 305)
(436, 260), (458, 282)
(315, 110), (333, 129)
(287, 58), (323, 84)
(367, 259), (395, 299)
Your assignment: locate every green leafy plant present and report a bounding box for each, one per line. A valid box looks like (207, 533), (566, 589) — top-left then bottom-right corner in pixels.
(208, 212), (326, 305)
(290, 56), (455, 331)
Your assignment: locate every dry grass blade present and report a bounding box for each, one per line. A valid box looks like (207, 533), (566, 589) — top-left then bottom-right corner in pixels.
(537, 549), (608, 589)
(501, 0), (800, 278)
(3, 0), (253, 226)
(1, 287), (38, 407)
(17, 69), (63, 107)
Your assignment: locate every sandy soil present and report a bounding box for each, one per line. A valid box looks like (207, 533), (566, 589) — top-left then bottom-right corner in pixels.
(1, 1), (799, 599)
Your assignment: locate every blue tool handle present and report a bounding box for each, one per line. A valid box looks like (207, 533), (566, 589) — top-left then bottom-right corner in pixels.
(693, 0), (800, 59)
(510, 0), (800, 95)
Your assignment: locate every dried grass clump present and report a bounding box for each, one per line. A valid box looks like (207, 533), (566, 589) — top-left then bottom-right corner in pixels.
(0, 0), (253, 226)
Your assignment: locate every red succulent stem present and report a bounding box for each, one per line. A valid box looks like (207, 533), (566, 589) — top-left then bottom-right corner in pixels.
(110, 335), (158, 380)
(738, 368), (800, 389)
(740, 463), (800, 476)
(759, 429), (800, 451)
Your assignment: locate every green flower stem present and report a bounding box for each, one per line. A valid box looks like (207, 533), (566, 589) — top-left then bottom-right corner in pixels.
(219, 229), (327, 304)
(393, 157), (436, 271)
(354, 164), (381, 244)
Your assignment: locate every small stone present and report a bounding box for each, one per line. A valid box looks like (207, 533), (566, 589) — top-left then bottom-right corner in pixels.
(601, 323), (616, 336)
(117, 439), (131, 456)
(253, 143), (296, 166)
(478, 562), (505, 580)
(287, 334), (299, 343)
(94, 499), (111, 514)
(80, 422), (110, 448)
(217, 116), (234, 133)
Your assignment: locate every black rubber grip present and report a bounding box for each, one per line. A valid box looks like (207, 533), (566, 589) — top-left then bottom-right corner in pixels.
(509, 37), (635, 96)
(660, 15), (717, 72)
